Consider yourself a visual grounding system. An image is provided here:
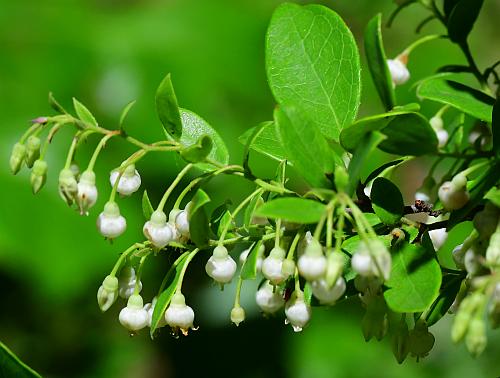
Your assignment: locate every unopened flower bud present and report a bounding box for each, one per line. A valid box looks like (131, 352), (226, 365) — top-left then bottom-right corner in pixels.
(97, 275), (119, 312)
(465, 317), (487, 357)
(438, 174), (470, 211)
(325, 252), (345, 287)
(119, 294), (149, 332)
(164, 292), (195, 335)
(109, 163), (141, 196)
(281, 259), (296, 280)
(298, 240), (327, 281)
(143, 210), (175, 248)
(25, 135), (41, 168)
(77, 170), (98, 215)
(256, 281), (285, 314)
(9, 143), (26, 175)
(58, 168), (78, 205)
(387, 57), (410, 86)
(312, 277), (346, 305)
(30, 159), (47, 194)
(205, 245), (237, 284)
(408, 320), (435, 359)
(285, 291), (311, 332)
(97, 201), (127, 239)
(262, 246), (286, 285)
(230, 306), (245, 326)
(118, 266), (142, 299)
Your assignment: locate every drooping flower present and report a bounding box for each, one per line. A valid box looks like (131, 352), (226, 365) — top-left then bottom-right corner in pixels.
(109, 163), (141, 196)
(285, 291), (311, 332)
(438, 173), (470, 211)
(262, 246), (287, 285)
(77, 170), (98, 215)
(311, 277), (346, 305)
(205, 245), (237, 284)
(256, 281), (285, 314)
(143, 210), (176, 249)
(297, 239), (327, 281)
(118, 266), (142, 299)
(119, 294), (149, 332)
(164, 292), (195, 336)
(97, 275), (119, 312)
(97, 201), (127, 239)
(387, 57), (410, 86)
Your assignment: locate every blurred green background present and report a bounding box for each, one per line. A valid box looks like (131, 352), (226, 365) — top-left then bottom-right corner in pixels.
(1, 0), (499, 377)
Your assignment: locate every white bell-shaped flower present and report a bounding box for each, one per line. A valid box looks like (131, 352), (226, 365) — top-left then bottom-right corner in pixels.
(351, 239), (391, 281)
(387, 58), (410, 86)
(97, 201), (127, 239)
(262, 246), (287, 285)
(452, 244), (466, 270)
(312, 277), (346, 305)
(119, 294), (149, 332)
(438, 173), (470, 211)
(143, 210), (176, 248)
(239, 244), (265, 271)
(164, 292), (195, 335)
(285, 291), (311, 332)
(429, 116), (449, 148)
(118, 266), (142, 299)
(297, 240), (327, 281)
(174, 202), (193, 239)
(77, 170), (98, 215)
(205, 245), (237, 284)
(256, 281), (285, 314)
(144, 296), (167, 328)
(97, 275), (119, 312)
(109, 163), (141, 196)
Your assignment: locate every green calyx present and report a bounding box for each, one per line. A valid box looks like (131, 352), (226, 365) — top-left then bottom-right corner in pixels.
(103, 275), (119, 291)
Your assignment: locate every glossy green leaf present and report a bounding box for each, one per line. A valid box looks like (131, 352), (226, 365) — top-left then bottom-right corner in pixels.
(142, 190), (154, 220)
(364, 14), (396, 111)
(73, 98), (98, 126)
(417, 79), (495, 122)
(179, 109), (229, 171)
(492, 99), (500, 157)
(150, 252), (190, 337)
(379, 113), (438, 156)
(0, 341), (41, 378)
(48, 92), (67, 114)
(119, 100), (136, 129)
(449, 162), (500, 228)
(384, 243), (442, 313)
(346, 131), (387, 196)
(241, 240), (263, 280)
(275, 105), (335, 188)
(238, 122), (286, 162)
(155, 73), (182, 139)
(255, 197), (326, 224)
(425, 275), (463, 327)
(339, 108), (415, 152)
(188, 189), (211, 247)
(244, 194), (263, 230)
(447, 0), (484, 43)
(371, 177), (404, 226)
(180, 134), (213, 163)
(266, 3), (361, 141)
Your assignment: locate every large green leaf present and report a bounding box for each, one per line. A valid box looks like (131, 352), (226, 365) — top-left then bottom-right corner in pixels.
(340, 108), (415, 151)
(155, 73), (183, 139)
(240, 240), (263, 280)
(275, 105), (336, 188)
(150, 252), (190, 337)
(370, 177), (404, 226)
(425, 274), (463, 327)
(266, 3), (361, 141)
(417, 79), (495, 122)
(379, 113), (438, 156)
(238, 121), (286, 163)
(255, 197), (326, 224)
(364, 14), (396, 111)
(384, 243), (442, 313)
(0, 341), (41, 378)
(188, 189), (211, 247)
(447, 0), (484, 43)
(179, 109), (229, 171)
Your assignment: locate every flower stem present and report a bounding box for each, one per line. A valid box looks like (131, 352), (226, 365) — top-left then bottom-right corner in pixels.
(157, 163), (193, 211)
